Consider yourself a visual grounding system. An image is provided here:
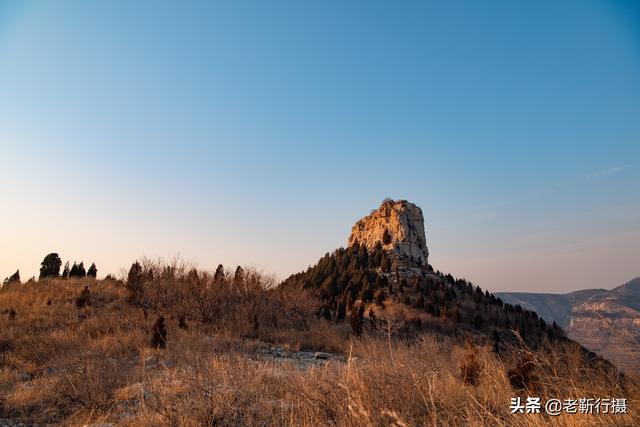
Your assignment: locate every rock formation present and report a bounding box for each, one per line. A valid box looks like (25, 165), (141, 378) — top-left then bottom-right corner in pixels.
(348, 199), (429, 266)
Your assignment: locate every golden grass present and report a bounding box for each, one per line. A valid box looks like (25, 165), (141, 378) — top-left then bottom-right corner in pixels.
(0, 278), (638, 426)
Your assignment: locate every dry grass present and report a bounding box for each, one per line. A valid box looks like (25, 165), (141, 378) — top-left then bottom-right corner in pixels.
(0, 275), (638, 426)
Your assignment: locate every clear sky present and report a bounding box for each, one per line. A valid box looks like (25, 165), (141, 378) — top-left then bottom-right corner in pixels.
(1, 0), (639, 292)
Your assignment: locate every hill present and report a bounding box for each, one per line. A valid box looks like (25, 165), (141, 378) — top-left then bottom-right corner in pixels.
(282, 200), (566, 349)
(0, 201), (636, 425)
(497, 278), (640, 372)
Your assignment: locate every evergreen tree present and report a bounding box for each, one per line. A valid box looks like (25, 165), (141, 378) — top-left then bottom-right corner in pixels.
(349, 309), (363, 336)
(69, 262), (79, 278)
(61, 262), (70, 279)
(214, 264), (225, 283)
(77, 262), (86, 277)
(126, 262), (144, 305)
(473, 312), (484, 329)
(374, 288), (385, 307)
(381, 253), (392, 272)
(87, 263), (97, 278)
(3, 270), (20, 285)
(39, 253), (62, 279)
(234, 266), (244, 284)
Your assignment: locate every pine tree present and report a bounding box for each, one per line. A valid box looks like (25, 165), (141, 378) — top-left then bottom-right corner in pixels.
(473, 312), (484, 329)
(69, 262), (79, 278)
(234, 266), (244, 284)
(214, 264), (225, 283)
(87, 263), (97, 278)
(126, 262), (144, 305)
(3, 270), (20, 285)
(62, 262), (70, 279)
(77, 262), (86, 278)
(349, 308), (363, 336)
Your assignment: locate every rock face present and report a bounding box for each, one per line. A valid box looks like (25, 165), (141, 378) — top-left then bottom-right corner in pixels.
(348, 199), (429, 265)
(497, 277), (640, 372)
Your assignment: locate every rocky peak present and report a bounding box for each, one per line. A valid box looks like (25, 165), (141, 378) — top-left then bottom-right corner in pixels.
(348, 199), (429, 266)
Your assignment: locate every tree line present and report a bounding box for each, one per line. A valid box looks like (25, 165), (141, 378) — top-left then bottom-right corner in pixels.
(2, 252), (98, 285)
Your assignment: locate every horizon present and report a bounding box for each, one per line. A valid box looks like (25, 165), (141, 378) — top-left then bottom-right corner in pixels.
(2, 0), (640, 292)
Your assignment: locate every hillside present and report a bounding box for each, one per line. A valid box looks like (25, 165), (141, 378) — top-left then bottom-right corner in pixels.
(0, 200), (637, 425)
(497, 278), (640, 371)
(282, 200), (566, 350)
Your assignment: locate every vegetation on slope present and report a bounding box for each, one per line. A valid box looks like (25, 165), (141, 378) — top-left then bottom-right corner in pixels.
(0, 255), (637, 426)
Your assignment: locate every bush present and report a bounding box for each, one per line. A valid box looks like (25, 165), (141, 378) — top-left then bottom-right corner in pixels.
(508, 352), (539, 392)
(459, 340), (483, 386)
(349, 309), (363, 336)
(151, 316), (167, 349)
(75, 286), (91, 308)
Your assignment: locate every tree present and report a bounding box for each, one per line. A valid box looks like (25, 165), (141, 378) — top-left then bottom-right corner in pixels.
(473, 312), (484, 329)
(374, 289), (385, 307)
(214, 264), (225, 283)
(39, 253), (62, 279)
(126, 262), (144, 305)
(3, 270), (20, 285)
(61, 262), (70, 279)
(234, 266), (244, 284)
(77, 262), (86, 278)
(381, 254), (392, 273)
(87, 263), (97, 278)
(349, 309), (363, 336)
(69, 262), (78, 277)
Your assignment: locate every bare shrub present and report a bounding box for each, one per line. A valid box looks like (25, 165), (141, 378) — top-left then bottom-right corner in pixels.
(459, 339), (483, 386)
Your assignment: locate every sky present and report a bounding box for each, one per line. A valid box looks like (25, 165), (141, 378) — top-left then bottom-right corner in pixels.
(1, 0), (639, 293)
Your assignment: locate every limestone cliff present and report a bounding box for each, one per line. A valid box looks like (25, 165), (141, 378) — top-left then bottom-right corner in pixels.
(348, 199), (429, 266)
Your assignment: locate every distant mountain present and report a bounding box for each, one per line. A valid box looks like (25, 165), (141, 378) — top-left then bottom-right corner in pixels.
(497, 278), (640, 371)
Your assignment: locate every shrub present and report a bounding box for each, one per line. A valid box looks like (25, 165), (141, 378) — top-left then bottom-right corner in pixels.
(349, 309), (363, 336)
(151, 316), (167, 349)
(459, 340), (483, 386)
(374, 289), (385, 307)
(178, 315), (188, 330)
(75, 286), (91, 308)
(507, 352), (539, 392)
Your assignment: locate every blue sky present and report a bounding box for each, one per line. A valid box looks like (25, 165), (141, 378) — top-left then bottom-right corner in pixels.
(1, 0), (639, 292)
